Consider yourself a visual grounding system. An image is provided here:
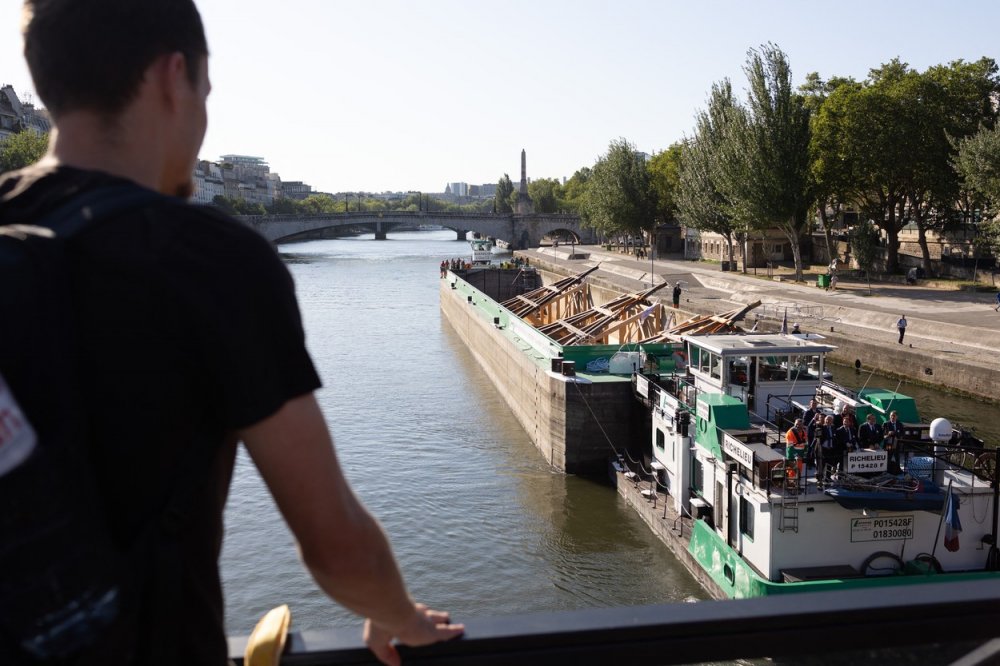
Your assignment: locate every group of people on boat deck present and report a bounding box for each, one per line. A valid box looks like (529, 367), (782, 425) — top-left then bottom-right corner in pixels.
(785, 400), (907, 484)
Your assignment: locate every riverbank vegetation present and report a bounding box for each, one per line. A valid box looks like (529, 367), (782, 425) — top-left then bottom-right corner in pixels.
(506, 46), (1000, 281)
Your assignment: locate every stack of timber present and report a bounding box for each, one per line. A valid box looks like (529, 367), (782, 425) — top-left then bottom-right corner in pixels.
(639, 300), (762, 343)
(536, 282), (669, 345)
(500, 266), (599, 327)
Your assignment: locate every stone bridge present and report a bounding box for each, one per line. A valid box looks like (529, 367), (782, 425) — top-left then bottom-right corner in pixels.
(237, 211), (596, 249)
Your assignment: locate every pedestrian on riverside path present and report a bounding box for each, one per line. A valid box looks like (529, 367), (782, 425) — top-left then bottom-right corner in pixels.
(672, 282), (682, 308)
(897, 315), (908, 344)
(994, 292), (1000, 311)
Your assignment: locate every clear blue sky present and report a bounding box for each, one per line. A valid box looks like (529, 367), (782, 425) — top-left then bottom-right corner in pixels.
(2, 0), (999, 194)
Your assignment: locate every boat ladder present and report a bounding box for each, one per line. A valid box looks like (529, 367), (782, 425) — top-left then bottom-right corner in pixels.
(777, 463), (800, 533)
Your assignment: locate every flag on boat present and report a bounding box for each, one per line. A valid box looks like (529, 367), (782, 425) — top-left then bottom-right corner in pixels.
(944, 485), (962, 552)
(639, 304), (656, 323)
(780, 308), (788, 334)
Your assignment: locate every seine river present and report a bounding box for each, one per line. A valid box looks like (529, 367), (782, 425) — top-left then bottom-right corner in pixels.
(219, 229), (996, 659)
(220, 230), (704, 637)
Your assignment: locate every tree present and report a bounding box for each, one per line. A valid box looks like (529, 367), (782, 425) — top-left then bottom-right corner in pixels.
(850, 220), (882, 295)
(0, 130), (48, 172)
(527, 177), (561, 214)
(803, 74), (858, 262)
(955, 124), (1000, 203)
(266, 197), (301, 215)
(903, 58), (999, 274)
(495, 174), (514, 214)
(676, 81), (743, 268)
(581, 137), (656, 242)
(647, 143), (683, 225)
(811, 63), (915, 273)
(560, 167), (591, 214)
(955, 124), (1000, 257)
(721, 44), (814, 281)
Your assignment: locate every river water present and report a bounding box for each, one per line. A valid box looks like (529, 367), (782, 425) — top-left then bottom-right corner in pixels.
(220, 230), (704, 637)
(219, 230), (997, 653)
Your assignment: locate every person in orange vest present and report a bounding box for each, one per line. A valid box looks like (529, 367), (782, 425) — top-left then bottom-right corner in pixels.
(785, 418), (808, 477)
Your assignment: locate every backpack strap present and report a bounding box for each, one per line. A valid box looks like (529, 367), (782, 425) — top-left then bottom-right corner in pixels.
(33, 183), (172, 238)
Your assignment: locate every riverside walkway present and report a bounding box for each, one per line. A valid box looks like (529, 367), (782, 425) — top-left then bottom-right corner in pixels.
(518, 245), (1000, 402)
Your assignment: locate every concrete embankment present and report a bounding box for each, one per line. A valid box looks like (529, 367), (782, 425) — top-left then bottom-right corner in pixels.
(523, 248), (1000, 404)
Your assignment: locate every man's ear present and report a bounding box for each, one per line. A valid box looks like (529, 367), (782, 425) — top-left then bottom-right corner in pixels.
(152, 52), (190, 113)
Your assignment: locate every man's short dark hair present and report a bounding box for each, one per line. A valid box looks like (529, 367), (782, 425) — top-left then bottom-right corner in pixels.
(22, 0), (208, 118)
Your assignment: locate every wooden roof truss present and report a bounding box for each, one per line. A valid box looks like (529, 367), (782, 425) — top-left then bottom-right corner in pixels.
(536, 282), (670, 346)
(500, 266), (599, 327)
(638, 300), (762, 343)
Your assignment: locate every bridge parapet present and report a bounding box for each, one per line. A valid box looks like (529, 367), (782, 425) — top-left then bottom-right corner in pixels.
(237, 211), (593, 248)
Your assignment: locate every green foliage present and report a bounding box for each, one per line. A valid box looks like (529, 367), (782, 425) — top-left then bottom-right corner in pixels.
(581, 137), (655, 236)
(559, 167), (591, 214)
(676, 80), (740, 235)
(727, 44), (814, 279)
(211, 195), (236, 214)
(0, 130), (49, 172)
(647, 143), (682, 224)
(954, 124), (1000, 204)
(851, 219), (882, 276)
(495, 174), (514, 214)
(527, 177), (562, 213)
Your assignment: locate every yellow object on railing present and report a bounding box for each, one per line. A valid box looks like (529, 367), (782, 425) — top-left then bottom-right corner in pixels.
(244, 604), (291, 666)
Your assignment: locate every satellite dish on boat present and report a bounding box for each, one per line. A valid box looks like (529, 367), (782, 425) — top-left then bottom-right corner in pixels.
(930, 417), (952, 443)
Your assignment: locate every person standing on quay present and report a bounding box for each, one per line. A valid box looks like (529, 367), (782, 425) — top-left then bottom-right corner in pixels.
(2, 1), (462, 664)
(672, 282), (682, 308)
(897, 315), (908, 344)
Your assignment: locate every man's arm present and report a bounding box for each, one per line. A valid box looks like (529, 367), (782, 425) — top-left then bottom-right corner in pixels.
(239, 393), (463, 666)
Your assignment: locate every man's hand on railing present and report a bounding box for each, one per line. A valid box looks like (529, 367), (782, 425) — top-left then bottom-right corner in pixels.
(364, 603), (464, 666)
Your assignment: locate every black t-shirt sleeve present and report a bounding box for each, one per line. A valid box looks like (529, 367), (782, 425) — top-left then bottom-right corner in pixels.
(161, 205), (321, 430)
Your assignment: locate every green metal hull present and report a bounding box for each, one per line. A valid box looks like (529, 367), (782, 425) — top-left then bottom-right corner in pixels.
(689, 519), (1000, 598)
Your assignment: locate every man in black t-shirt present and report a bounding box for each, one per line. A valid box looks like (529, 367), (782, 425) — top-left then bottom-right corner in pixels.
(2, 2), (463, 664)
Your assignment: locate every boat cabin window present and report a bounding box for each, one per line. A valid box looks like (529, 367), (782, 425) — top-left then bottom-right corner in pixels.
(699, 349), (711, 375)
(689, 346), (700, 369)
(759, 355), (788, 382)
(692, 457), (704, 495)
(786, 353), (819, 380)
(739, 496), (754, 540)
(727, 358), (748, 386)
(655, 428), (665, 451)
(710, 353), (723, 381)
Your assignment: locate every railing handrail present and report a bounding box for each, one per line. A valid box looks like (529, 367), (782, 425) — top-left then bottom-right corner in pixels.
(228, 578), (1000, 665)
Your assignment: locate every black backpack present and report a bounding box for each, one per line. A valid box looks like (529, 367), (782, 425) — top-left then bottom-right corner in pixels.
(0, 184), (163, 662)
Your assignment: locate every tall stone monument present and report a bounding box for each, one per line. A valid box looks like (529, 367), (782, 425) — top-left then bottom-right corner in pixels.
(516, 148), (534, 215)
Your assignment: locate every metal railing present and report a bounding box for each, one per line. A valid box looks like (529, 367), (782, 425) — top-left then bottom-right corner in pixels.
(228, 579), (1000, 665)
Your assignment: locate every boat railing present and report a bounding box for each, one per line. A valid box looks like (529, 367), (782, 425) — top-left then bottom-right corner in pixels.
(227, 579), (1000, 665)
(764, 392), (820, 429)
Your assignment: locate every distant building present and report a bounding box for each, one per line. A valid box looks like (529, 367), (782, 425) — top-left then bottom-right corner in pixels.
(447, 182), (469, 197)
(192, 160), (225, 204)
(0, 85), (51, 140)
(281, 181), (313, 201)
